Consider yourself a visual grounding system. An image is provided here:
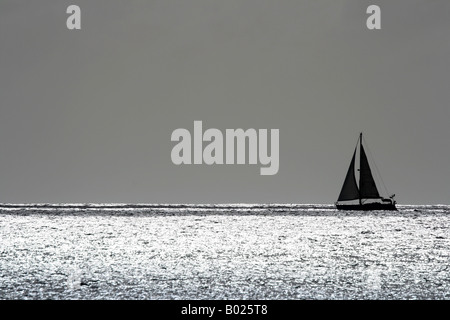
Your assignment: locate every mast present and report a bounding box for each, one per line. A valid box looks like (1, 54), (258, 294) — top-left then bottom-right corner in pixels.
(359, 132), (362, 206)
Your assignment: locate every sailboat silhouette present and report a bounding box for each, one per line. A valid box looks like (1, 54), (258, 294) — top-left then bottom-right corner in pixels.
(335, 133), (397, 211)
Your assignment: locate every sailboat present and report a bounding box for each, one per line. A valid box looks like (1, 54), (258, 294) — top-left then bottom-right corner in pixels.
(336, 133), (397, 211)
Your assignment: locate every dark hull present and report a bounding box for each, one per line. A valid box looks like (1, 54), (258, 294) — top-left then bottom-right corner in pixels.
(336, 203), (397, 211)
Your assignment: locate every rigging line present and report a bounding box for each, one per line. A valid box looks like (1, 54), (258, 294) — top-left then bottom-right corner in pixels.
(344, 134), (360, 173)
(361, 135), (390, 197)
(354, 134), (360, 154)
(355, 133), (361, 187)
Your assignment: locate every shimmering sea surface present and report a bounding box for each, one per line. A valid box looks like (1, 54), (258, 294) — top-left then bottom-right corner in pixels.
(0, 204), (449, 300)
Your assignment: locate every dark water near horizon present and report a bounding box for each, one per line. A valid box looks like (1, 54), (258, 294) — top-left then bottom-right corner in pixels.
(0, 204), (449, 299)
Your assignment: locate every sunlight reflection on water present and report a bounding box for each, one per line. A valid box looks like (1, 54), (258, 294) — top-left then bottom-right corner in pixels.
(0, 205), (449, 299)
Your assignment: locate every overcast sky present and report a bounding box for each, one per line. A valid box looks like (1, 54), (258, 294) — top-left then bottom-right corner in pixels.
(1, 0), (449, 204)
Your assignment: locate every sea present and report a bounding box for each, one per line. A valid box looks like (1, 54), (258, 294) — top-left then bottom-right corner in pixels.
(0, 204), (449, 300)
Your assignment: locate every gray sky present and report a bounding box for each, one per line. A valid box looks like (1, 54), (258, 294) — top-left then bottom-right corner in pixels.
(1, 0), (449, 204)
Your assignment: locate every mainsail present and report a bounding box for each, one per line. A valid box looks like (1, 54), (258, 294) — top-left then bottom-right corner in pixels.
(337, 149), (360, 201)
(359, 144), (380, 199)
